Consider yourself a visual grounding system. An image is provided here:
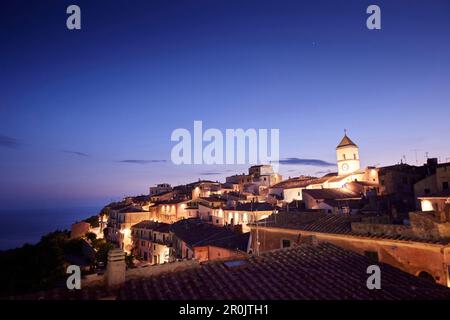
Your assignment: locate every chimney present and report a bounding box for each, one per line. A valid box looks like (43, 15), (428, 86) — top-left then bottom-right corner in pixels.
(106, 249), (126, 289)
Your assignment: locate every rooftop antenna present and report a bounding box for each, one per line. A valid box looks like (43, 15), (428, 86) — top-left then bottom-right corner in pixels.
(425, 151), (429, 160)
(411, 149), (421, 165)
(344, 128), (347, 136)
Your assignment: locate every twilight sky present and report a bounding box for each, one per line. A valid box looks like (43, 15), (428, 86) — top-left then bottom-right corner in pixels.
(1, 0), (450, 209)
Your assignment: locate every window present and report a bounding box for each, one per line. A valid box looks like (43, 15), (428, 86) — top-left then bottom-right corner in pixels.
(281, 239), (291, 248)
(425, 188), (431, 195)
(381, 179), (385, 186)
(343, 154), (346, 160)
(353, 153), (356, 160)
(443, 182), (449, 190)
(364, 251), (379, 262)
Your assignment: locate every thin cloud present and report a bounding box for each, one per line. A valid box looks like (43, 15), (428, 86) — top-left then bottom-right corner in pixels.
(277, 158), (335, 167)
(119, 159), (167, 164)
(198, 171), (222, 176)
(0, 135), (23, 149)
(315, 170), (335, 175)
(62, 150), (89, 157)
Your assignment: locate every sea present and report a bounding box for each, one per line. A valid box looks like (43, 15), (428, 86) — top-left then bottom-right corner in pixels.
(0, 206), (101, 251)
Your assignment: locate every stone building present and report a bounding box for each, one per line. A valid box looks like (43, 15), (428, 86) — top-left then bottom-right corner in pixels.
(131, 221), (172, 264)
(106, 205), (150, 252)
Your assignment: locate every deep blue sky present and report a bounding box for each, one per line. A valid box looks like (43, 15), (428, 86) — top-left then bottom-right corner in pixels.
(1, 0), (449, 209)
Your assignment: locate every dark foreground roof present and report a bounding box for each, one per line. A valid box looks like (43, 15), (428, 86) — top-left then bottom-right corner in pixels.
(9, 243), (450, 300)
(119, 243), (450, 300)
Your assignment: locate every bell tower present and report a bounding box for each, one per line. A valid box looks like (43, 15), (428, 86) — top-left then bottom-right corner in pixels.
(336, 131), (360, 176)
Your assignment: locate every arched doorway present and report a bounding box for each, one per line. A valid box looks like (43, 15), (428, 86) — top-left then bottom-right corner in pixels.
(418, 271), (435, 283)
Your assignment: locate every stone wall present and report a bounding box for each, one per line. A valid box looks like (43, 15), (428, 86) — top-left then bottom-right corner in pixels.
(352, 212), (450, 241)
(81, 259), (200, 288)
(125, 260), (199, 280)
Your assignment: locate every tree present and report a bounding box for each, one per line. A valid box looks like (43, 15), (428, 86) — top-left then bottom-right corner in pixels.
(85, 231), (97, 242)
(94, 240), (114, 266)
(84, 215), (99, 228)
(125, 252), (135, 268)
(0, 230), (72, 296)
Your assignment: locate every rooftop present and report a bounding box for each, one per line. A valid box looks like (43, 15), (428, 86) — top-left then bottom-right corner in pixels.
(119, 243), (450, 300)
(225, 202), (275, 211)
(302, 188), (361, 200)
(150, 190), (173, 197)
(131, 221), (171, 233)
(271, 176), (318, 189)
(170, 218), (250, 252)
(336, 134), (357, 149)
(118, 205), (147, 213)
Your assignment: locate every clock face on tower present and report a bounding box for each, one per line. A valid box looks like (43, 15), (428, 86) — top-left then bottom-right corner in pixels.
(341, 163), (349, 172)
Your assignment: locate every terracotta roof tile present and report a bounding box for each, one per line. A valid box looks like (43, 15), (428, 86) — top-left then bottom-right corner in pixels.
(170, 218), (250, 251)
(118, 243), (450, 300)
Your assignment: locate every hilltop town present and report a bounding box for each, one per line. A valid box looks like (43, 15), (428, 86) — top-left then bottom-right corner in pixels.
(34, 133), (450, 299)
